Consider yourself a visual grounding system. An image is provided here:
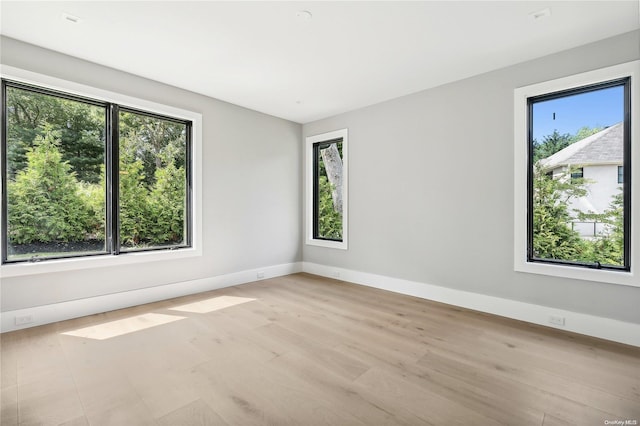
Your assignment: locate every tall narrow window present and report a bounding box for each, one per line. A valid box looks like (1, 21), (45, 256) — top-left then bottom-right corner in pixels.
(527, 78), (630, 270)
(306, 129), (348, 249)
(313, 139), (343, 241)
(2, 80), (192, 264)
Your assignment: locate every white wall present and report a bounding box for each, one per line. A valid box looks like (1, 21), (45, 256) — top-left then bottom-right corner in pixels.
(0, 37), (302, 313)
(582, 164), (622, 213)
(302, 30), (640, 325)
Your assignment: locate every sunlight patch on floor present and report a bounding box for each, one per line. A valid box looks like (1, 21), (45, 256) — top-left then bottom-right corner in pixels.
(169, 295), (256, 314)
(61, 313), (186, 340)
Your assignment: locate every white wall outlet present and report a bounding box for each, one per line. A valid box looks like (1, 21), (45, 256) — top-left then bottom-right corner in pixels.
(332, 270), (340, 279)
(15, 314), (34, 326)
(549, 315), (565, 326)
(257, 271), (265, 279)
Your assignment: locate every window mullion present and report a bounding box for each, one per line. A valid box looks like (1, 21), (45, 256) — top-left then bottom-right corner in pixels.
(185, 121), (193, 247)
(108, 104), (120, 255)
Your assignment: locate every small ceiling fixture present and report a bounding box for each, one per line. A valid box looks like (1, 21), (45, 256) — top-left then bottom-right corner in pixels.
(529, 8), (551, 21)
(296, 10), (312, 21)
(61, 12), (82, 24)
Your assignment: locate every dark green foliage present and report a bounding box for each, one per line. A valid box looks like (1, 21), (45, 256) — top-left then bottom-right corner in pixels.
(5, 86), (188, 254)
(533, 127), (603, 163)
(119, 111), (186, 187)
(532, 130), (573, 163)
(117, 113), (187, 248)
(317, 175), (342, 240)
(5, 86), (105, 182)
(7, 130), (94, 244)
(149, 163), (186, 244)
(118, 156), (151, 247)
(55, 102), (105, 183)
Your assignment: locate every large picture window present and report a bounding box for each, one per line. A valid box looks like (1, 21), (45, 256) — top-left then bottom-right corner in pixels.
(306, 129), (348, 249)
(514, 60), (639, 286)
(2, 80), (192, 264)
(527, 79), (630, 271)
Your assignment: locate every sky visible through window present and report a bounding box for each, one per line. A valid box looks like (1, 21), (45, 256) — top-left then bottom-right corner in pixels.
(532, 85), (624, 141)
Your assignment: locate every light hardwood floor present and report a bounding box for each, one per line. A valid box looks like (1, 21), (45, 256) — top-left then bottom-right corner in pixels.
(1, 273), (639, 426)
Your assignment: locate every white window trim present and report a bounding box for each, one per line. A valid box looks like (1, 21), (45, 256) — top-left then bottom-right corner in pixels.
(0, 65), (203, 277)
(305, 129), (348, 250)
(513, 60), (639, 287)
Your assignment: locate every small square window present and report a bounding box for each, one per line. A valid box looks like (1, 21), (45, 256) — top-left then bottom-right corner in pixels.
(570, 167), (584, 182)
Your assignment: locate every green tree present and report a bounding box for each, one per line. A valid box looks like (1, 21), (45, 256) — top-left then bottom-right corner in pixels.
(118, 136), (151, 247)
(148, 163), (186, 244)
(119, 111), (186, 187)
(533, 130), (573, 162)
(79, 167), (106, 241)
(317, 175), (342, 240)
(5, 86), (105, 183)
(578, 191), (624, 266)
(6, 88), (64, 178)
(56, 101), (105, 183)
(7, 129), (93, 244)
(570, 126), (603, 143)
(532, 164), (587, 261)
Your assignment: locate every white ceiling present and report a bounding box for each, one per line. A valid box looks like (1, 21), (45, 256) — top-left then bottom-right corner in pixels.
(1, 1), (639, 124)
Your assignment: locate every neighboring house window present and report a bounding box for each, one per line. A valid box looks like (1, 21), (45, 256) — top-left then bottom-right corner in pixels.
(618, 166), (624, 184)
(514, 60), (638, 286)
(306, 129), (348, 249)
(570, 167), (584, 182)
(2, 80), (192, 264)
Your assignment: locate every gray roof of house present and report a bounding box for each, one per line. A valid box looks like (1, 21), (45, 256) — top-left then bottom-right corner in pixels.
(539, 122), (623, 169)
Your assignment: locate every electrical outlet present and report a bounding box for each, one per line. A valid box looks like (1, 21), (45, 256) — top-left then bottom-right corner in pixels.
(332, 270), (340, 279)
(15, 314), (34, 326)
(257, 271), (265, 279)
(549, 315), (565, 326)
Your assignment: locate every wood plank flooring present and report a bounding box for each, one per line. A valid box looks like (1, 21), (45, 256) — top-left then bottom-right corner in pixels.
(1, 273), (639, 425)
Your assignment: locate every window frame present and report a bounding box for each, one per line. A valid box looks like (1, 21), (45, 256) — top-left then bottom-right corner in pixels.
(570, 167), (584, 183)
(305, 129), (348, 250)
(527, 78), (630, 271)
(113, 105), (193, 255)
(0, 65), (202, 277)
(514, 60), (639, 287)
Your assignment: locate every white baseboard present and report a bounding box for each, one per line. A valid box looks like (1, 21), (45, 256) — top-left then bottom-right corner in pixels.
(1, 262), (302, 333)
(302, 262), (640, 347)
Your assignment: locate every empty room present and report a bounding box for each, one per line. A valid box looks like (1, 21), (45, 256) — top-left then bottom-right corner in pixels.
(1, 1), (639, 425)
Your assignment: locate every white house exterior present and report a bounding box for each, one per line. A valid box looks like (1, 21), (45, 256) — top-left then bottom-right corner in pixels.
(539, 122), (623, 237)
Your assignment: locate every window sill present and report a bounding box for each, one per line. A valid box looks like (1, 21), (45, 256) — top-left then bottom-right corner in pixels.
(0, 247), (202, 278)
(514, 258), (637, 288)
(306, 239), (348, 250)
